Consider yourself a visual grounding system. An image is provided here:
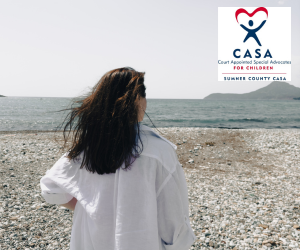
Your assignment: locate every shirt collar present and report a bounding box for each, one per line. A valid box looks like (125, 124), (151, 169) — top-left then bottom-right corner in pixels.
(138, 124), (177, 150)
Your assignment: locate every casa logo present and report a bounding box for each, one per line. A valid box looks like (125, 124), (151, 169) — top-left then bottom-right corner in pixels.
(236, 7), (268, 47)
(218, 7), (291, 82)
(233, 7), (271, 59)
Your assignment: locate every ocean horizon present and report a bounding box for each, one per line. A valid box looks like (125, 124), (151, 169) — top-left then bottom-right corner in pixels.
(0, 96), (300, 131)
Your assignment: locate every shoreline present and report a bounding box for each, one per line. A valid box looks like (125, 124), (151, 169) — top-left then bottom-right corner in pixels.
(0, 130), (64, 135)
(1, 127), (300, 134)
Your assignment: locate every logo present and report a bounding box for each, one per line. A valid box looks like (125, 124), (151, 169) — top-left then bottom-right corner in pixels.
(235, 7), (268, 46)
(218, 7), (291, 82)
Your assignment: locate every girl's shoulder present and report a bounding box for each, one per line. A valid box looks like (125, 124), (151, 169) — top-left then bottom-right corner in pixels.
(138, 124), (179, 173)
(139, 124), (177, 150)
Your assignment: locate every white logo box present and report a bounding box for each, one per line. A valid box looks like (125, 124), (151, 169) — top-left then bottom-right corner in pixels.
(218, 7), (291, 81)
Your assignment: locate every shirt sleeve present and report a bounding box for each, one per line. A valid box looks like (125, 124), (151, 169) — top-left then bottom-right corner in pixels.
(157, 162), (196, 250)
(40, 169), (74, 205)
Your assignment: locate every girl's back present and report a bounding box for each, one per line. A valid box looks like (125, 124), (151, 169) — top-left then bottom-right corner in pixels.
(40, 67), (196, 249)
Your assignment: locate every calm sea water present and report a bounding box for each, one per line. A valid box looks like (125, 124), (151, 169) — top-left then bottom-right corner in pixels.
(0, 97), (300, 131)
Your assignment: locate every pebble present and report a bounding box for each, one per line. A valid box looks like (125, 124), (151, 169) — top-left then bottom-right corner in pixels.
(0, 132), (72, 249)
(0, 128), (300, 249)
(158, 127), (300, 250)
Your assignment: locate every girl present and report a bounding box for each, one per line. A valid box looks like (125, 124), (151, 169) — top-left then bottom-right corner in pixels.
(40, 67), (196, 250)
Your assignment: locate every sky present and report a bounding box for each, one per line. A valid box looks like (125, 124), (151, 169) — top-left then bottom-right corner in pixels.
(0, 0), (299, 99)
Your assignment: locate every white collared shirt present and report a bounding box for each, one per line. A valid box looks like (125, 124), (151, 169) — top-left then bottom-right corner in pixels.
(40, 124), (196, 250)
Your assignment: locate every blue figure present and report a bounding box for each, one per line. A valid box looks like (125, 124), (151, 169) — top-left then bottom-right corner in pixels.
(240, 20), (266, 46)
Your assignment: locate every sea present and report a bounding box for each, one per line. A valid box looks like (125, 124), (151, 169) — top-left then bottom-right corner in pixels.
(0, 97), (300, 131)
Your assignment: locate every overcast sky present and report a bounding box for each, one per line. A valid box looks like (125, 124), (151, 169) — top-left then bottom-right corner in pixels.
(0, 0), (299, 99)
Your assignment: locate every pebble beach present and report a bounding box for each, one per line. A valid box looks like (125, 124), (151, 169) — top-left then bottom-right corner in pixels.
(0, 128), (299, 250)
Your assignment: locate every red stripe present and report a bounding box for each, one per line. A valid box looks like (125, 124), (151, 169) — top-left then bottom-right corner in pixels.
(222, 73), (286, 74)
(235, 7), (268, 23)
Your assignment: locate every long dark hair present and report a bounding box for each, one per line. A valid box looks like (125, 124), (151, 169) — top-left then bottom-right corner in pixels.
(56, 67), (146, 174)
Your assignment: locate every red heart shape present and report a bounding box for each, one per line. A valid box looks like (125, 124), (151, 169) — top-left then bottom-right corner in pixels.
(235, 7), (268, 23)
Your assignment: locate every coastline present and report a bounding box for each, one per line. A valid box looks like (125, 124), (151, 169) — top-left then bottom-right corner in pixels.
(0, 130), (64, 135)
(1, 127), (299, 134)
(0, 128), (299, 249)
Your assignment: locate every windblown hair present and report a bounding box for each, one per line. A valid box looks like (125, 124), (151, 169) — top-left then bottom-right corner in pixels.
(57, 67), (146, 175)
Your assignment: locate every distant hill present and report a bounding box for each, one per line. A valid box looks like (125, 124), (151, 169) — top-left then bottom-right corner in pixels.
(0, 95), (5, 97)
(204, 81), (300, 100)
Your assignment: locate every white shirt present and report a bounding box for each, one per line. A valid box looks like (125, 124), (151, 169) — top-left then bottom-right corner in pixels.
(40, 124), (196, 250)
